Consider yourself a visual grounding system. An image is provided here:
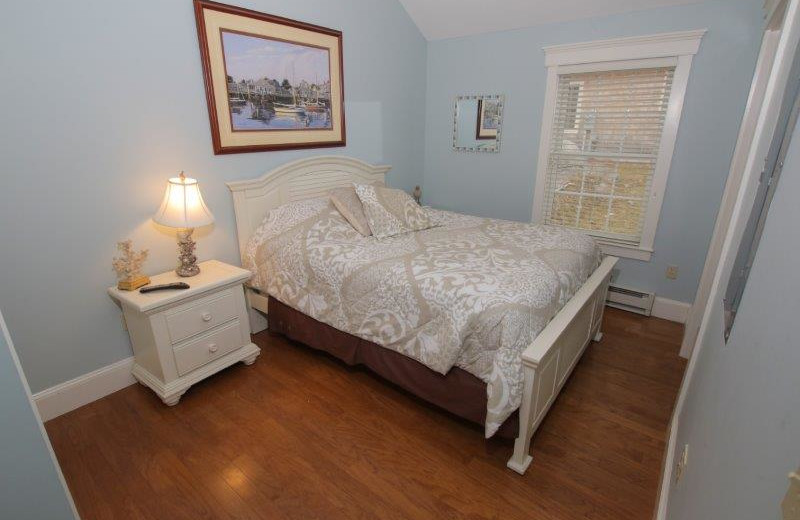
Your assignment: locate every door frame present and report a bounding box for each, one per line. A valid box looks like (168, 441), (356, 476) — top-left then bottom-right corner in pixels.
(680, 5), (785, 359)
(656, 0), (798, 517)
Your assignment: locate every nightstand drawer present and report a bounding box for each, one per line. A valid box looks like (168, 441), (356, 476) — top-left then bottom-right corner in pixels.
(166, 289), (238, 343)
(173, 320), (242, 376)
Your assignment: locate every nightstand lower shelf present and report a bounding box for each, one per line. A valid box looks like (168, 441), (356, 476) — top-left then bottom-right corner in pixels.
(132, 342), (260, 405)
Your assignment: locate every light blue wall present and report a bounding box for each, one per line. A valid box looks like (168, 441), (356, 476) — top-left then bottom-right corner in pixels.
(0, 0), (766, 393)
(423, 0), (763, 303)
(665, 110), (800, 520)
(0, 0), (426, 392)
(0, 311), (76, 519)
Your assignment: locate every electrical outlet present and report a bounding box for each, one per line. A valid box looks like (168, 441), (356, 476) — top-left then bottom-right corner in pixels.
(120, 313), (128, 332)
(675, 444), (689, 483)
(666, 265), (679, 280)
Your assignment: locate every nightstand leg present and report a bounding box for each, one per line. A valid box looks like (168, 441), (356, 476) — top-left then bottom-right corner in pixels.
(242, 351), (260, 366)
(162, 391), (185, 406)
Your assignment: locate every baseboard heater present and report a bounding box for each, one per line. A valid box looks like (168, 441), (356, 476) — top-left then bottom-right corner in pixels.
(606, 284), (655, 316)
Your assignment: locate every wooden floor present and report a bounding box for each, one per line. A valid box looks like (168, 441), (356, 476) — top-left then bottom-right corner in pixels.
(46, 308), (685, 520)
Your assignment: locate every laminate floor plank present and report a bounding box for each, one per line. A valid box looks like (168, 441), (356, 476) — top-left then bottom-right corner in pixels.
(46, 307), (685, 519)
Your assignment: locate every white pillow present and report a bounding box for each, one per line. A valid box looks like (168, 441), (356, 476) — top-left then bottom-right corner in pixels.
(329, 186), (372, 236)
(353, 183), (433, 239)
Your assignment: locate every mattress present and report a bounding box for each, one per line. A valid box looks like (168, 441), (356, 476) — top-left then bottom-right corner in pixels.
(244, 198), (600, 436)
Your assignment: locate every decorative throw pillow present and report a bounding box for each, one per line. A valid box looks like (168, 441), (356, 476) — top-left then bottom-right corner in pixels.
(353, 183), (433, 239)
(329, 187), (372, 236)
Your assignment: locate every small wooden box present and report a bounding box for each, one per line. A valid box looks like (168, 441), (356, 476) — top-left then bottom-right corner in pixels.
(117, 276), (150, 291)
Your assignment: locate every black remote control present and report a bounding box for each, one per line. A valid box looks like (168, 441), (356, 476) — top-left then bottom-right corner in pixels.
(139, 282), (190, 293)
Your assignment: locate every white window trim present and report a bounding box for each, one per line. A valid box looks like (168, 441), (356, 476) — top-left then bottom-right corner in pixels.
(532, 30), (706, 261)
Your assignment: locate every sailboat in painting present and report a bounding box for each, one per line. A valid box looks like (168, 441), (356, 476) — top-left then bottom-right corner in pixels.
(273, 63), (306, 114)
(273, 88), (306, 114)
(301, 101), (325, 112)
(301, 79), (327, 112)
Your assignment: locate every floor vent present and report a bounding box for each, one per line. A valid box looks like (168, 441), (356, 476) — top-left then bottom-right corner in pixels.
(606, 284), (655, 316)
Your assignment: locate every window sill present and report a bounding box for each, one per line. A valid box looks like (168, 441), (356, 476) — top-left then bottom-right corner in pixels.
(597, 241), (653, 261)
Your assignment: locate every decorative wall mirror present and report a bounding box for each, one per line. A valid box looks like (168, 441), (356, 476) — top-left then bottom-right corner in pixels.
(452, 94), (505, 152)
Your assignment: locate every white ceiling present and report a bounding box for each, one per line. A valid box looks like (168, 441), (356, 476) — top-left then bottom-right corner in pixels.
(397, 0), (708, 40)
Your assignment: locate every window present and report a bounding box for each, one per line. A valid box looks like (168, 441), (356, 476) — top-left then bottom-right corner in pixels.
(533, 31), (705, 260)
(562, 82), (581, 130)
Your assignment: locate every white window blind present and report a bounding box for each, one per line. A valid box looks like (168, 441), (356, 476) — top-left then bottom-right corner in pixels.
(542, 66), (675, 246)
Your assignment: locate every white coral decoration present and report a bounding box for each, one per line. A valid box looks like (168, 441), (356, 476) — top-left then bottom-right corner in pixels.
(112, 240), (149, 281)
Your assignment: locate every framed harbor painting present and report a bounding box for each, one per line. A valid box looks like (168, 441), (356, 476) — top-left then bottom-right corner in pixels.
(194, 0), (345, 154)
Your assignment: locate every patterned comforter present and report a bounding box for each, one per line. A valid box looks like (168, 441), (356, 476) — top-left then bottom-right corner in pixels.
(243, 198), (601, 436)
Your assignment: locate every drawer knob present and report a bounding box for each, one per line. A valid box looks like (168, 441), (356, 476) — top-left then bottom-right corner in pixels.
(208, 343), (218, 353)
(201, 312), (213, 322)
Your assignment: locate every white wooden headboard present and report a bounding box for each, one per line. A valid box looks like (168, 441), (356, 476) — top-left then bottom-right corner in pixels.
(226, 155), (391, 256)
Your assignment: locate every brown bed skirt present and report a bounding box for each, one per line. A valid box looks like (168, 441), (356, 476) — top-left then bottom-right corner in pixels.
(267, 296), (518, 439)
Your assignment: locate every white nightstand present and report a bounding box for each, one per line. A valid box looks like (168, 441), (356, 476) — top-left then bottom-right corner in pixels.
(109, 260), (260, 405)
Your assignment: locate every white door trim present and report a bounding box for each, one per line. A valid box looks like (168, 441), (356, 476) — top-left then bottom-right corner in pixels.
(680, 27), (783, 359)
(656, 1), (799, 517)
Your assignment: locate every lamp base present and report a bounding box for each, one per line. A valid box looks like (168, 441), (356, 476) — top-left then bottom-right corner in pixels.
(176, 228), (200, 277)
(176, 264), (200, 277)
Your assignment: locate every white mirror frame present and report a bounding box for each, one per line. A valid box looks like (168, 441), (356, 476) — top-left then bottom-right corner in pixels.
(452, 94), (505, 153)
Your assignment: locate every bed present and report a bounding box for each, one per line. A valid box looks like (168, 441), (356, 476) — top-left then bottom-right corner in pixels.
(227, 155), (617, 474)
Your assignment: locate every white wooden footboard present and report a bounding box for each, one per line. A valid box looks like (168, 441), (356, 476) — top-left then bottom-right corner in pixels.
(507, 256), (617, 474)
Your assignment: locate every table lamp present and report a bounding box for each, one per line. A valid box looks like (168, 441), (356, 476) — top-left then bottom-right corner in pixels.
(153, 172), (215, 277)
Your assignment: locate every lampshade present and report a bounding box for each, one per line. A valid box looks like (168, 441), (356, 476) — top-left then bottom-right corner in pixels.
(152, 173), (215, 229)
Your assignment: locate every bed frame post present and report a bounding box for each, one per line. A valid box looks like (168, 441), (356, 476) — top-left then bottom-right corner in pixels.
(507, 365), (537, 473)
(507, 256), (617, 474)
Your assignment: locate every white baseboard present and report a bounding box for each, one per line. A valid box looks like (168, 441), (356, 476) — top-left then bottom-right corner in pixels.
(652, 297), (691, 324)
(33, 356), (137, 422)
(30, 297), (689, 422)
